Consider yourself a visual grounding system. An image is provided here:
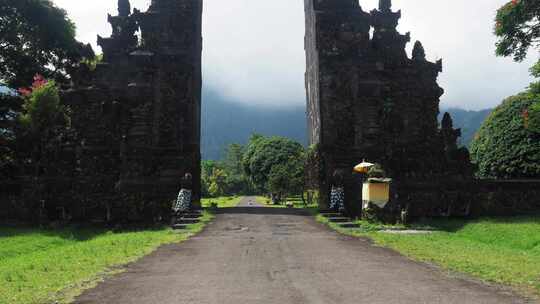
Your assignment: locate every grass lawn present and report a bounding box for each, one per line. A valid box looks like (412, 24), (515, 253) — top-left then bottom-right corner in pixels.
(0, 211), (213, 304)
(201, 196), (243, 208)
(317, 214), (540, 296)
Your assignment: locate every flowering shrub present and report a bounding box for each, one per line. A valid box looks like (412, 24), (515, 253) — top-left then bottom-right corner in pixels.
(18, 74), (64, 132)
(495, 0), (539, 62)
(528, 102), (540, 133)
(470, 93), (540, 179)
(18, 74), (47, 96)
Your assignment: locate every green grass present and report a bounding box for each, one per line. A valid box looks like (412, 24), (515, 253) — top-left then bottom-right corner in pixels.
(317, 214), (540, 296)
(201, 196), (243, 208)
(0, 211), (213, 304)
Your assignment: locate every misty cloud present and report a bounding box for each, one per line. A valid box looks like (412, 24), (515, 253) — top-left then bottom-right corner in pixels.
(53, 0), (537, 110)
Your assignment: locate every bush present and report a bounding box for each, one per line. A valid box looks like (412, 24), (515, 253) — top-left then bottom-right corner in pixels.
(470, 93), (540, 179)
(528, 101), (540, 133)
(19, 77), (65, 132)
(242, 135), (305, 194)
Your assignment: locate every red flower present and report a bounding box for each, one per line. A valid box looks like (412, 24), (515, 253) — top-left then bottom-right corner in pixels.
(18, 74), (49, 96)
(523, 109), (530, 128)
(31, 74), (47, 89)
(18, 87), (32, 96)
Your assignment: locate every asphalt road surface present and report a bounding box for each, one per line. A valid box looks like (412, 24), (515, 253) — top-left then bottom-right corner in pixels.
(75, 197), (530, 304)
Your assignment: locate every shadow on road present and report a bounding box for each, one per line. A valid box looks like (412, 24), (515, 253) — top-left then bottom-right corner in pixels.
(211, 207), (312, 216)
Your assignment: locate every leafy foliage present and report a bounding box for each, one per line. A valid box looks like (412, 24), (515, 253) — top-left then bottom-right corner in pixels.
(201, 144), (252, 197)
(495, 0), (540, 93)
(18, 76), (66, 132)
(267, 152), (305, 197)
(207, 167), (228, 197)
(223, 144), (243, 171)
(242, 134), (305, 195)
(367, 164), (386, 178)
(470, 92), (540, 178)
(14, 75), (71, 178)
(481, 1), (540, 179)
(528, 101), (540, 133)
(495, 0), (540, 62)
(0, 0), (94, 87)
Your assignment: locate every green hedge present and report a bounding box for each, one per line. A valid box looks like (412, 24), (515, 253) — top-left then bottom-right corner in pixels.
(470, 93), (540, 178)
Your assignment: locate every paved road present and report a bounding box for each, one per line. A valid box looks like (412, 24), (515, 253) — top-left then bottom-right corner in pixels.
(75, 197), (530, 304)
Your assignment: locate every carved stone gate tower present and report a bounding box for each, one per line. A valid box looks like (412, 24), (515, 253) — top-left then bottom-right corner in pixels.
(304, 0), (472, 214)
(64, 0), (203, 216)
(60, 0), (470, 220)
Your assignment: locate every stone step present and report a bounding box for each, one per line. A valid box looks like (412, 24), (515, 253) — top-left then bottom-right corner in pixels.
(323, 213), (343, 218)
(177, 218), (200, 225)
(328, 217), (351, 223)
(340, 222), (361, 228)
(172, 224), (188, 230)
(182, 213), (202, 219)
(319, 209), (337, 214)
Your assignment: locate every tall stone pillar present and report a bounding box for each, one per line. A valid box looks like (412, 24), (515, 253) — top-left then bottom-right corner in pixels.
(305, 0), (469, 215)
(134, 0), (203, 206)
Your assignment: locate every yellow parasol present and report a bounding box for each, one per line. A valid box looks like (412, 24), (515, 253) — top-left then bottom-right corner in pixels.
(354, 160), (375, 174)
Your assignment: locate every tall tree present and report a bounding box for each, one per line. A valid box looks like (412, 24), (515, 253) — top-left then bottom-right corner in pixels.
(0, 0), (94, 88)
(224, 143), (244, 176)
(495, 0), (540, 61)
(483, 0), (540, 179)
(242, 135), (305, 194)
(267, 152), (306, 200)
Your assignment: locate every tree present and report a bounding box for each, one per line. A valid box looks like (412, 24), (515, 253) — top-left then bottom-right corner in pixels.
(19, 75), (66, 132)
(495, 0), (540, 61)
(482, 1), (540, 179)
(208, 168), (228, 197)
(267, 152), (306, 200)
(528, 101), (540, 133)
(224, 143), (244, 176)
(0, 0), (94, 87)
(201, 160), (219, 197)
(267, 164), (289, 201)
(17, 75), (69, 176)
(242, 135), (305, 194)
(470, 92), (540, 179)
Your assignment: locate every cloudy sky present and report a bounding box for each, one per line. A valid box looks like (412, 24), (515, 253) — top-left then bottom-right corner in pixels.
(53, 0), (537, 110)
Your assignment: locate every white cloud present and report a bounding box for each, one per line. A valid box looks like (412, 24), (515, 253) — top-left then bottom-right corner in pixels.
(53, 0), (537, 110)
(202, 0), (306, 107)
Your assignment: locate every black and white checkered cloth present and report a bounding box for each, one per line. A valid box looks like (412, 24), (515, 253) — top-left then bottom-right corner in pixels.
(173, 189), (192, 213)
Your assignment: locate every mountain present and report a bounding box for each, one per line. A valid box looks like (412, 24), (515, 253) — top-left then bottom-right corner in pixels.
(202, 90), (307, 160)
(202, 89), (492, 159)
(440, 108), (492, 147)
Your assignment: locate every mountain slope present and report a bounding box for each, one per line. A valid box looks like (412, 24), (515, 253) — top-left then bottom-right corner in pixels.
(202, 90), (307, 160)
(440, 108), (492, 147)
